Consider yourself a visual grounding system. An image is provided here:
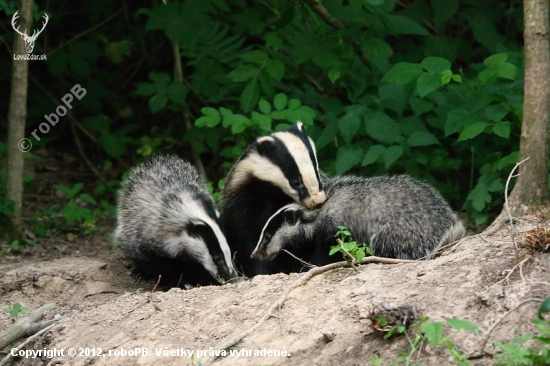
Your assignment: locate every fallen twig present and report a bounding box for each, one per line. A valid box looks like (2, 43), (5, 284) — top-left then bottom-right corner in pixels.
(0, 303), (56, 350)
(476, 297), (543, 356)
(203, 256), (413, 365)
(490, 255), (531, 288)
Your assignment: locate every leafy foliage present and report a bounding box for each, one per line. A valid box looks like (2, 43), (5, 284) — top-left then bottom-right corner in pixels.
(3, 302), (28, 320)
(0, 0), (529, 230)
(329, 225), (373, 265)
(493, 298), (550, 366)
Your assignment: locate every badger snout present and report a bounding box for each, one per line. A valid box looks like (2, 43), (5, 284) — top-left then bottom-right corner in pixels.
(303, 191), (327, 208)
(250, 249), (266, 261)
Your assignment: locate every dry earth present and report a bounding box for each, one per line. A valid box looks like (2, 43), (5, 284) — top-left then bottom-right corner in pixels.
(1, 218), (549, 366)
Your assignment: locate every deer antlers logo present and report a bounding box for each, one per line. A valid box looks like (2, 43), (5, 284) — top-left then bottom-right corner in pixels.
(11, 11), (49, 54)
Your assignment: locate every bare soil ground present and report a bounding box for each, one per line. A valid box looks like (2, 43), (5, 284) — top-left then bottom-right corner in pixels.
(1, 217), (549, 366)
(1, 152), (549, 365)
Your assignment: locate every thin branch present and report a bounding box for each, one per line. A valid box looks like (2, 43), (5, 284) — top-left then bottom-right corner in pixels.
(505, 157), (530, 254)
(477, 298), (544, 355)
(300, 0), (370, 67)
(203, 255), (413, 365)
(281, 249), (316, 269)
(47, 8), (125, 56)
(70, 120), (108, 185)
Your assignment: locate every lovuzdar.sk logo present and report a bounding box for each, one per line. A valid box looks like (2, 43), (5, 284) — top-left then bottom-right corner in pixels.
(11, 10), (48, 60)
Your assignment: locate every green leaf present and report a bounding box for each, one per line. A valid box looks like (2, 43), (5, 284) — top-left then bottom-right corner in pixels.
(408, 131), (439, 146)
(384, 145), (403, 169)
(497, 63), (517, 80)
(251, 112), (272, 131)
(421, 57), (451, 74)
(219, 108), (233, 118)
(478, 68), (497, 83)
(240, 78), (260, 113)
(431, 0), (458, 28)
(493, 121), (511, 139)
(274, 93), (288, 111)
(391, 15), (430, 36)
(416, 72), (442, 97)
(484, 53), (508, 68)
(135, 83), (156, 96)
(497, 151), (519, 170)
(362, 38), (392, 71)
(167, 81), (188, 104)
(223, 114), (249, 129)
(446, 318), (479, 334)
(538, 297), (550, 319)
(288, 99), (301, 110)
(79, 194), (97, 205)
(365, 111), (400, 144)
(201, 107), (221, 127)
(70, 183), (84, 198)
(420, 322), (443, 346)
(457, 122), (488, 142)
(240, 50), (269, 64)
(258, 99), (271, 114)
(468, 14), (500, 53)
(382, 62), (423, 84)
(445, 107), (471, 137)
(266, 60), (285, 81)
(362, 145), (385, 166)
(227, 65), (260, 82)
(467, 182), (491, 211)
(339, 105), (366, 144)
(487, 179), (504, 192)
(149, 93), (168, 113)
(328, 67), (340, 84)
(98, 133), (126, 157)
(104, 40), (131, 64)
(329, 246), (340, 256)
(336, 145), (363, 175)
(315, 118), (339, 149)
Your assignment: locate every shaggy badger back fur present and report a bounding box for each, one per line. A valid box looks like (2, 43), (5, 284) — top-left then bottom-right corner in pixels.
(220, 122), (327, 276)
(116, 154), (234, 286)
(251, 175), (466, 269)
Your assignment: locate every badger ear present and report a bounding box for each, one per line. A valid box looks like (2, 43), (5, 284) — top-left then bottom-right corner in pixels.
(255, 136), (276, 155)
(288, 122), (304, 134)
(282, 206), (302, 225)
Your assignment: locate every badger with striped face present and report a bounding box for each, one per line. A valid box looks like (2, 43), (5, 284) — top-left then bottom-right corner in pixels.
(116, 154), (234, 287)
(220, 122), (326, 276)
(251, 175), (466, 268)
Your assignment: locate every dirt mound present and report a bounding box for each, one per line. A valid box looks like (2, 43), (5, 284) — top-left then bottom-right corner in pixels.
(1, 220), (549, 366)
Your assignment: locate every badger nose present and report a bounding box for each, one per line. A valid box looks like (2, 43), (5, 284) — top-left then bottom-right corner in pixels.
(305, 192), (327, 208)
(250, 249), (262, 261)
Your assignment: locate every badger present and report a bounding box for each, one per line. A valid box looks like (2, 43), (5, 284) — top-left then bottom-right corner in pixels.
(250, 175), (466, 269)
(115, 154), (234, 287)
(220, 122), (327, 277)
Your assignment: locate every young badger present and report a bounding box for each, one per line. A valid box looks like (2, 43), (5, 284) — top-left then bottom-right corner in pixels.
(251, 175), (466, 269)
(116, 154), (234, 286)
(220, 122), (327, 277)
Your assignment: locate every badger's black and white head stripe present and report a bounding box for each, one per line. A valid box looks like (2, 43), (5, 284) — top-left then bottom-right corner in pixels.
(160, 190), (234, 282)
(250, 202), (319, 262)
(227, 122), (326, 208)
(115, 154), (234, 285)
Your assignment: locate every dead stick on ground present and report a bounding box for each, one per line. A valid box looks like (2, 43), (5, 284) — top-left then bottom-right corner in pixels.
(476, 298), (543, 356)
(203, 256), (413, 365)
(0, 303), (56, 350)
(490, 255), (531, 288)
(0, 323), (57, 366)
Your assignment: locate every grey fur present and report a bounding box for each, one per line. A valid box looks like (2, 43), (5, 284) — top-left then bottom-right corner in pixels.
(115, 154), (234, 286)
(251, 175), (466, 267)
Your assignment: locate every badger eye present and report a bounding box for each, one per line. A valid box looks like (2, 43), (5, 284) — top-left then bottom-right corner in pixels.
(290, 177), (303, 187)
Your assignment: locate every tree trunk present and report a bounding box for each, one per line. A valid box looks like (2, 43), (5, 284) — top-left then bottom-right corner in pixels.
(508, 0), (549, 214)
(6, 0), (34, 234)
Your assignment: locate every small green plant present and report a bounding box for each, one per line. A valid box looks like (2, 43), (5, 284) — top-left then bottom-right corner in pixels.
(371, 315), (478, 366)
(134, 288), (142, 295)
(329, 226), (373, 266)
(4, 240), (20, 254)
(3, 303), (28, 321)
(492, 297), (550, 366)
